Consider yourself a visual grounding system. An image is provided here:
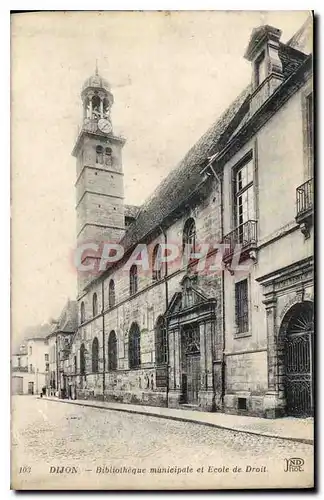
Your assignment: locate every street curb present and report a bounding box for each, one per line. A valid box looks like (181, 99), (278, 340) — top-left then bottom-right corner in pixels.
(41, 397), (314, 446)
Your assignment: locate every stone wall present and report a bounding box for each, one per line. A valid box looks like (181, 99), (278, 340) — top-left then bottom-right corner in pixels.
(72, 175), (224, 409)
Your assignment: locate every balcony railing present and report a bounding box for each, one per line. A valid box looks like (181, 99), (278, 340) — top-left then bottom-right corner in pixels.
(296, 178), (313, 219)
(12, 366), (28, 373)
(223, 220), (258, 262)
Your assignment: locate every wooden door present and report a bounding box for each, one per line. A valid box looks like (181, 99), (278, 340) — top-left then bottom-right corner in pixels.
(186, 354), (200, 404)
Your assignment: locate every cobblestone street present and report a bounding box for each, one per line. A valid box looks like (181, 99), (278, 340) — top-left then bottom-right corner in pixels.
(12, 396), (314, 489)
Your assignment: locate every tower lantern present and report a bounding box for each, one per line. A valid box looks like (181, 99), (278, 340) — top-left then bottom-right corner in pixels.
(81, 63), (114, 134)
(72, 63), (126, 294)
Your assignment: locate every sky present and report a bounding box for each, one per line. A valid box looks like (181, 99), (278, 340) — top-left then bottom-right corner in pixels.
(11, 10), (309, 345)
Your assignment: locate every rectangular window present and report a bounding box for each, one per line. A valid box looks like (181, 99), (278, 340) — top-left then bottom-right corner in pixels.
(238, 397), (247, 410)
(45, 363), (49, 372)
(255, 51), (267, 87)
(45, 354), (49, 362)
(29, 346), (32, 355)
(235, 279), (249, 334)
(18, 357), (21, 367)
(29, 364), (33, 373)
(156, 320), (168, 365)
(235, 156), (255, 229)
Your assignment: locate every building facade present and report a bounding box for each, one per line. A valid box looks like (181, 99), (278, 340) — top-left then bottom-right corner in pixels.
(45, 300), (77, 397)
(11, 339), (49, 395)
(11, 345), (28, 395)
(64, 18), (313, 418)
(219, 24), (313, 418)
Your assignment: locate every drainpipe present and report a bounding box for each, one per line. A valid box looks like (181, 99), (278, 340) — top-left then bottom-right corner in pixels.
(102, 280), (106, 399)
(220, 175), (226, 405)
(159, 224), (169, 405)
(55, 334), (59, 397)
(159, 224), (169, 313)
(209, 163), (226, 406)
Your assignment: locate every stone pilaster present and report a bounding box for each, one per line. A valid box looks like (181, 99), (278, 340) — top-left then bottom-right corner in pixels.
(167, 328), (182, 408)
(263, 294), (284, 418)
(264, 294), (277, 391)
(198, 321), (215, 412)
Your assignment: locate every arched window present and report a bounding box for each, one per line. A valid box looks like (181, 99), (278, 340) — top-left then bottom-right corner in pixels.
(109, 279), (115, 308)
(108, 330), (117, 371)
(155, 316), (168, 365)
(103, 97), (109, 117)
(152, 244), (162, 282)
(74, 355), (77, 374)
(183, 218), (196, 264)
(80, 343), (86, 375)
(92, 337), (99, 373)
(92, 292), (98, 317)
(96, 145), (103, 164)
(129, 265), (138, 296)
(183, 218), (196, 251)
(80, 302), (85, 324)
(92, 95), (101, 119)
(129, 322), (141, 369)
(105, 147), (112, 166)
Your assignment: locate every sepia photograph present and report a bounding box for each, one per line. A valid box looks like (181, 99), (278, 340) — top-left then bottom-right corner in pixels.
(11, 10), (314, 490)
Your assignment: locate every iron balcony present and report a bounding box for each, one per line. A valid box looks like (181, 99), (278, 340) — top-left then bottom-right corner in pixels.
(223, 220), (258, 263)
(296, 178), (313, 221)
(12, 366), (28, 373)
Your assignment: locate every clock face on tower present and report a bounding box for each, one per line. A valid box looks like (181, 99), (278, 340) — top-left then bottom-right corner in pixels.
(98, 118), (112, 134)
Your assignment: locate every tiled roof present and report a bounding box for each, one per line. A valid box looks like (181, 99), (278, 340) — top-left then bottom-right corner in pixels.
(46, 300), (78, 337)
(56, 300), (78, 333)
(119, 86), (251, 253)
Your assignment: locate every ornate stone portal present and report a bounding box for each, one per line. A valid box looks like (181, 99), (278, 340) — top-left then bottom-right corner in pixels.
(256, 257), (314, 418)
(165, 276), (221, 412)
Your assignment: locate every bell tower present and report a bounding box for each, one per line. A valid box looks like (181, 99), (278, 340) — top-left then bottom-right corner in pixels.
(72, 65), (126, 294)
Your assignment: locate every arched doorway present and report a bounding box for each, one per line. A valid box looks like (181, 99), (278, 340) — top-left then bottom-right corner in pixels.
(281, 301), (314, 417)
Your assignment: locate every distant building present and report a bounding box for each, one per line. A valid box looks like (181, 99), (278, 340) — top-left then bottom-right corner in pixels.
(12, 344), (28, 371)
(11, 345), (28, 394)
(11, 337), (49, 395)
(45, 300), (78, 398)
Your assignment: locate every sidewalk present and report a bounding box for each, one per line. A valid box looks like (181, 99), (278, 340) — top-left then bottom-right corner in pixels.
(42, 396), (314, 445)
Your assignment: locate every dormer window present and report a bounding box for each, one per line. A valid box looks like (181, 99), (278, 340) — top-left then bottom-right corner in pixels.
(244, 25), (284, 113)
(255, 50), (267, 87)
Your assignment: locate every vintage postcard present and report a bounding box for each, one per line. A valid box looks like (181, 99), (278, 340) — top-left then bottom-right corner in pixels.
(11, 10), (314, 490)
